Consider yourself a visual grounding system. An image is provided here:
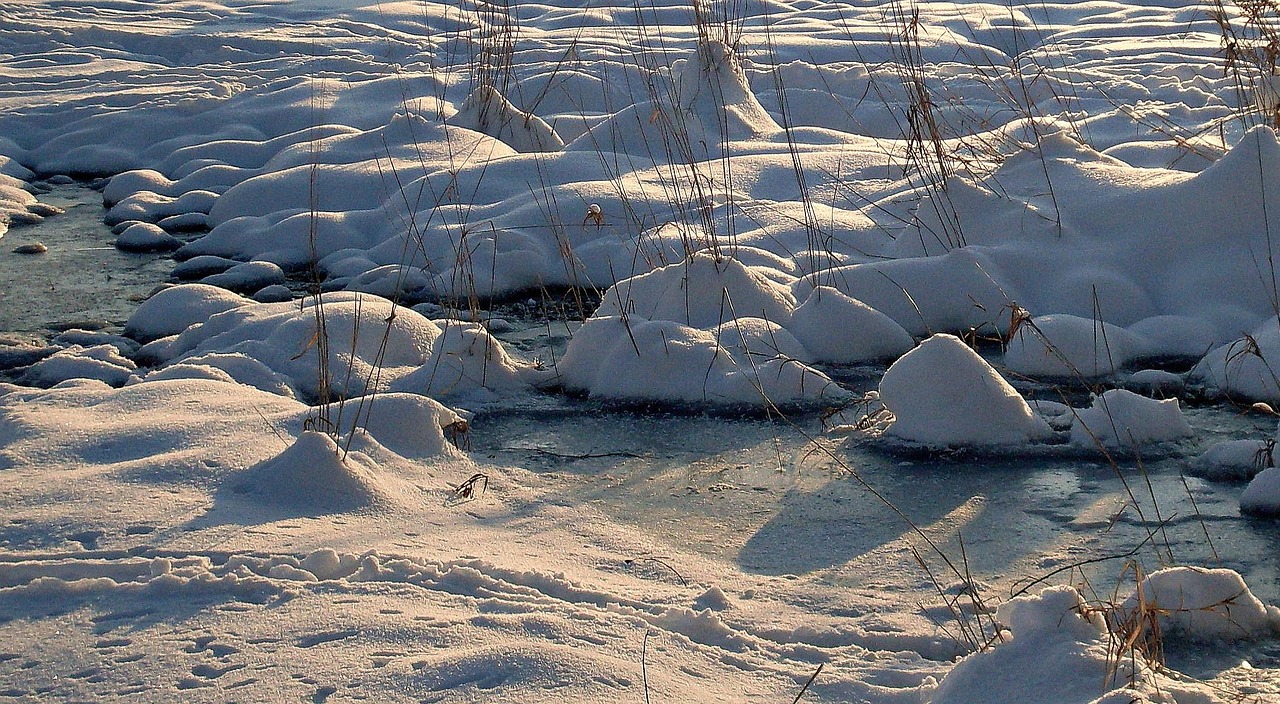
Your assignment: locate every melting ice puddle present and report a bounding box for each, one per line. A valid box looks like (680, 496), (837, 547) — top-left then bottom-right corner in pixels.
(0, 184), (173, 336)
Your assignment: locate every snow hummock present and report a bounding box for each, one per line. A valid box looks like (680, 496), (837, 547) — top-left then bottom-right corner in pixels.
(1068, 389), (1193, 450)
(1242, 467), (1280, 516)
(931, 586), (1198, 704)
(451, 85), (564, 153)
(556, 315), (844, 405)
(1004, 314), (1141, 379)
(1120, 567), (1280, 641)
(595, 252), (796, 330)
(124, 283), (249, 343)
(877, 334), (1052, 447)
(1193, 318), (1280, 403)
(145, 292), (537, 403)
(788, 286), (915, 364)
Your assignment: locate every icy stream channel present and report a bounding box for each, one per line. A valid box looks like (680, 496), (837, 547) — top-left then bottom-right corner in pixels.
(0, 184), (172, 335)
(3, 186), (1279, 681)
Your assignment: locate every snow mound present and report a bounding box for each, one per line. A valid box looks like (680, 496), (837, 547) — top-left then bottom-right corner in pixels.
(1068, 389), (1192, 449)
(115, 222), (181, 253)
(1193, 439), (1272, 481)
(451, 85), (564, 152)
(390, 319), (537, 403)
(124, 283), (249, 342)
(931, 586), (1166, 704)
(21, 345), (138, 389)
(1242, 467), (1280, 517)
(200, 261), (287, 294)
(795, 249), (1017, 338)
(1004, 314), (1141, 379)
(1193, 318), (1280, 403)
(150, 293), (534, 403)
(788, 286), (915, 364)
(317, 393), (463, 460)
(227, 431), (393, 515)
(1120, 567), (1279, 640)
(555, 316), (844, 405)
(595, 252), (795, 329)
(566, 40), (779, 156)
(877, 334), (1052, 447)
(142, 351), (297, 398)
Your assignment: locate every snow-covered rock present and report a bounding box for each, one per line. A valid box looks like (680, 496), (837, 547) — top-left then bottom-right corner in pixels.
(1120, 567), (1279, 640)
(124, 283), (249, 342)
(1004, 314), (1141, 379)
(1193, 439), (1272, 481)
(931, 586), (1167, 704)
(556, 315), (844, 405)
(115, 222), (182, 252)
(877, 334), (1052, 447)
(1068, 389), (1192, 449)
(788, 286), (914, 364)
(1242, 467), (1280, 516)
(21, 344), (138, 388)
(1193, 318), (1280, 403)
(594, 252), (795, 329)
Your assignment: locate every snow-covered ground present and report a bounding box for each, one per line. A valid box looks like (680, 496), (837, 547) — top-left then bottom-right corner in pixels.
(2, 0), (1280, 701)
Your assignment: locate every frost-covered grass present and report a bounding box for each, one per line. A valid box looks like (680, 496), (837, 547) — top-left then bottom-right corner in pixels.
(2, 0), (1280, 701)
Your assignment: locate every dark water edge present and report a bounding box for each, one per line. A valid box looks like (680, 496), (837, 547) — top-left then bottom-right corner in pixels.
(0, 184), (173, 337)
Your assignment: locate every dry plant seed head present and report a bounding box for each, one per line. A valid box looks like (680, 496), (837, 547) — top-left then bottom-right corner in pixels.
(445, 418), (472, 451)
(1255, 438), (1277, 473)
(582, 203), (604, 228)
(1248, 401), (1280, 416)
(449, 472), (488, 504)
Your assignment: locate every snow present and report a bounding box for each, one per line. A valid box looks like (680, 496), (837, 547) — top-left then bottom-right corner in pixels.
(114, 222), (181, 253)
(1004, 314), (1142, 379)
(1120, 567), (1280, 641)
(1, 0), (1280, 700)
(1193, 318), (1280, 403)
(930, 586), (1175, 704)
(1242, 467), (1280, 516)
(1069, 389), (1193, 450)
(123, 283), (249, 343)
(877, 334), (1053, 447)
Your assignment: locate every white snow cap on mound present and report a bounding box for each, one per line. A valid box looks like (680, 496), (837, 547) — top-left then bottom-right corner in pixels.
(1194, 439), (1272, 481)
(1241, 467), (1280, 516)
(151, 293), (535, 402)
(317, 393), (463, 460)
(21, 345), (138, 389)
(595, 252), (795, 329)
(794, 248), (1018, 338)
(1193, 317), (1280, 403)
(1120, 567), (1280, 640)
(931, 586), (1169, 704)
(124, 283), (249, 342)
(228, 431), (394, 514)
(450, 84), (563, 152)
(1004, 314), (1141, 379)
(878, 334), (1051, 447)
(566, 40), (779, 156)
(788, 286), (914, 364)
(389, 318), (534, 404)
(1068, 389), (1192, 449)
(555, 316), (845, 405)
